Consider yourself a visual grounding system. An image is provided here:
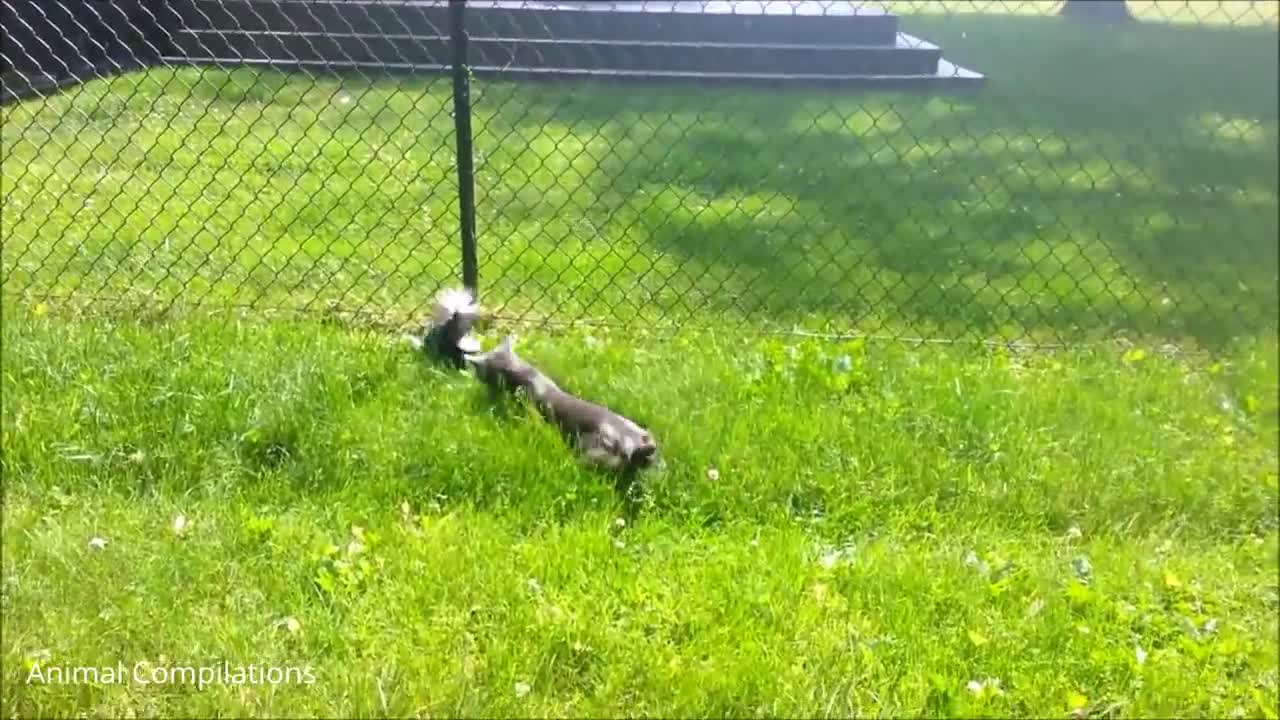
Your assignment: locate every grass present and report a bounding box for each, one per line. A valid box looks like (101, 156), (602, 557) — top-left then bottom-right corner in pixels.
(1, 11), (1276, 347)
(883, 1), (1280, 26)
(3, 305), (1277, 716)
(2, 4), (1279, 717)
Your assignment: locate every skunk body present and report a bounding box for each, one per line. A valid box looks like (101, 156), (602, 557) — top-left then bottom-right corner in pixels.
(415, 287), (483, 369)
(465, 337), (658, 472)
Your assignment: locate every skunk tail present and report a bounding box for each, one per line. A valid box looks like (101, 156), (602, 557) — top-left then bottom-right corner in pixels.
(421, 286), (483, 367)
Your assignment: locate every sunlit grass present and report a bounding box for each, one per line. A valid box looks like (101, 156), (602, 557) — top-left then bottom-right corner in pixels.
(3, 306), (1277, 716)
(1, 8), (1278, 716)
(884, 1), (1280, 26)
(2, 12), (1276, 347)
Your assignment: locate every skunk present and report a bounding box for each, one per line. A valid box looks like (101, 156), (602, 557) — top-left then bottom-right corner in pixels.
(464, 336), (658, 472)
(408, 287), (484, 369)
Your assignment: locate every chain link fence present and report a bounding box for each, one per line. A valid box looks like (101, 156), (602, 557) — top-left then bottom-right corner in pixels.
(2, 1), (1276, 348)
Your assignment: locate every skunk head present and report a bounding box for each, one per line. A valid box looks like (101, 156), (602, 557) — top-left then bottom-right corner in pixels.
(629, 433), (658, 467)
(617, 425), (657, 469)
(464, 336), (541, 392)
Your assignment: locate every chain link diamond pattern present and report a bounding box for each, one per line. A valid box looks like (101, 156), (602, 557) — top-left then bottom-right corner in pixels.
(2, 1), (1276, 349)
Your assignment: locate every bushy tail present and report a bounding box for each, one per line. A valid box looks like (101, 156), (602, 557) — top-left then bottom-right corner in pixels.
(431, 287), (480, 329)
(419, 286), (484, 366)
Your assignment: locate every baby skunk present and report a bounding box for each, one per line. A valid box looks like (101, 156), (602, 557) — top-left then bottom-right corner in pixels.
(408, 287), (484, 369)
(465, 336), (658, 473)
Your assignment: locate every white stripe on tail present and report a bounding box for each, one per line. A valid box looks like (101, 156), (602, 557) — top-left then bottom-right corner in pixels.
(431, 287), (479, 327)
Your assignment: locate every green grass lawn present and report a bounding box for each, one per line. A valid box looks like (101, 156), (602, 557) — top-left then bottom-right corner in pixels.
(3, 306), (1277, 717)
(2, 5), (1279, 718)
(884, 1), (1279, 25)
(1, 11), (1276, 347)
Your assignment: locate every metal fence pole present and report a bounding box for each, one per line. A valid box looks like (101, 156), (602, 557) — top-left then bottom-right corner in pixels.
(449, 0), (479, 296)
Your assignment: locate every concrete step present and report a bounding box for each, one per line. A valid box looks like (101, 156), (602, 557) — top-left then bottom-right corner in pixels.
(170, 0), (902, 48)
(441, 56), (984, 91)
(168, 53), (985, 92)
(173, 31), (944, 77)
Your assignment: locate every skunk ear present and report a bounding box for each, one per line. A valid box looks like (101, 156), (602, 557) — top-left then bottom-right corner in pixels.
(497, 335), (516, 352)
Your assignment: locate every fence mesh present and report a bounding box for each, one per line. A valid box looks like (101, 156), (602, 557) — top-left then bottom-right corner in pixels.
(2, 1), (1277, 348)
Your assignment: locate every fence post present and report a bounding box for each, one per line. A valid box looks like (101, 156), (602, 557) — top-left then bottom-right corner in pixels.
(449, 0), (479, 296)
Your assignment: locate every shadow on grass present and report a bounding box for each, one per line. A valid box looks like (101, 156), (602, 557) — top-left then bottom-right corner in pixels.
(2, 15), (1275, 347)
(470, 14), (1278, 347)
